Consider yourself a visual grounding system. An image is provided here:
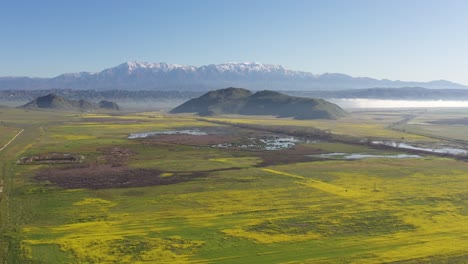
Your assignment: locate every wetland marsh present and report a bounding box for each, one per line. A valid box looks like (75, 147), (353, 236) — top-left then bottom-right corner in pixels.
(0, 108), (467, 263)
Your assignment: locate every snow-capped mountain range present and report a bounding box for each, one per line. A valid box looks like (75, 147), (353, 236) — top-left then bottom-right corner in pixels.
(0, 61), (465, 91)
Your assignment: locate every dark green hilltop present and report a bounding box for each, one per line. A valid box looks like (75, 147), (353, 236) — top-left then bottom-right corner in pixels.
(170, 87), (347, 119)
(19, 93), (120, 111)
(98, 100), (120, 111)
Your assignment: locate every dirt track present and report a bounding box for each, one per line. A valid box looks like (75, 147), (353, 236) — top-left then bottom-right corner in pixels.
(0, 129), (24, 197)
(0, 129), (24, 153)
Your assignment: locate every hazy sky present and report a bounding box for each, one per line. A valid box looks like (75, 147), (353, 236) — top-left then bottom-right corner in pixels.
(1, 0), (468, 84)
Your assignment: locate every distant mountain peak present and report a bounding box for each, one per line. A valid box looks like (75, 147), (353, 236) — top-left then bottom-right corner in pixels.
(43, 93), (58, 98)
(1, 61), (466, 91)
(213, 62), (288, 73)
(117, 61), (196, 73)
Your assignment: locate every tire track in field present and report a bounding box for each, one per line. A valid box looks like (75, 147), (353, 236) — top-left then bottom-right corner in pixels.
(0, 129), (24, 153)
(261, 168), (363, 198)
(0, 129), (24, 196)
(210, 158), (362, 198)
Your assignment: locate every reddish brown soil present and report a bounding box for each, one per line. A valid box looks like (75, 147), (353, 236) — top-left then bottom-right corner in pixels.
(142, 134), (240, 146)
(35, 160), (242, 189)
(143, 134), (324, 166)
(34, 134), (324, 189)
(97, 146), (135, 165)
(34, 164), (237, 189)
(18, 153), (83, 164)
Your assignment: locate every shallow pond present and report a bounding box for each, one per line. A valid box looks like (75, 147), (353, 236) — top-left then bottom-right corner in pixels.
(212, 136), (302, 151)
(128, 129), (208, 139)
(371, 141), (468, 155)
(261, 137), (301, 150)
(129, 128), (307, 151)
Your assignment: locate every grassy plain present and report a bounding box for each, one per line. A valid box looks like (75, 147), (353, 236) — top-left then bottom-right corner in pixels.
(0, 108), (467, 263)
(200, 112), (431, 141)
(395, 108), (468, 142)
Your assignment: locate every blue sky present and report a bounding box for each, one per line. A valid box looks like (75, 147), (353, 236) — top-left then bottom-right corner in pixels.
(1, 0), (468, 84)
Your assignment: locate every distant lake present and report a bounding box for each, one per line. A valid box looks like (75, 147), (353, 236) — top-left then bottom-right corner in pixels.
(330, 99), (468, 109)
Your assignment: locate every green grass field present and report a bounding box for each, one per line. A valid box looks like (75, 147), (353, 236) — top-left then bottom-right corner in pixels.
(1, 109), (467, 263)
(200, 113), (431, 141)
(395, 108), (468, 142)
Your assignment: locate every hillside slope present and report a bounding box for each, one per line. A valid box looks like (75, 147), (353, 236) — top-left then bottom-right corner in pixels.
(19, 94), (120, 112)
(170, 88), (346, 119)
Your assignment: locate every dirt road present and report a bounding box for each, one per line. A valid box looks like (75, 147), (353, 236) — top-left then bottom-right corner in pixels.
(0, 129), (24, 153)
(0, 129), (24, 197)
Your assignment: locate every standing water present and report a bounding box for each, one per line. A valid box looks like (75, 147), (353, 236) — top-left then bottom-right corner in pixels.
(371, 141), (468, 155)
(128, 129), (208, 139)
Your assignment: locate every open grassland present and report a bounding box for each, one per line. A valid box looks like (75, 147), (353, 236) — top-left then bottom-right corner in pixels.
(1, 108), (467, 263)
(393, 108), (468, 142)
(400, 123), (468, 142)
(0, 126), (21, 148)
(199, 112), (432, 141)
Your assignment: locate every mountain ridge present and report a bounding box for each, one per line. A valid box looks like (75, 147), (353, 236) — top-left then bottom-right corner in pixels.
(4, 87), (468, 107)
(19, 93), (120, 112)
(0, 62), (466, 91)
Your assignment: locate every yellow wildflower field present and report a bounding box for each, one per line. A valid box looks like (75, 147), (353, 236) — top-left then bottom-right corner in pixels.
(1, 110), (466, 263)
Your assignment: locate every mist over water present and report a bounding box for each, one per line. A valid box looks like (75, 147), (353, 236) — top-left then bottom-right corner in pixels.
(331, 99), (468, 109)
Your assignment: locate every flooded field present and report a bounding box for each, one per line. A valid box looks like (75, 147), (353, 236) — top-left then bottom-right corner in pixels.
(130, 127), (305, 151)
(260, 137), (301, 150)
(372, 141), (468, 155)
(213, 136), (302, 150)
(312, 152), (421, 160)
(128, 129), (208, 139)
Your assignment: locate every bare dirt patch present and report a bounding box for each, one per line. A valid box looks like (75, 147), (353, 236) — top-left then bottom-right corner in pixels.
(35, 164), (210, 189)
(97, 146), (135, 166)
(32, 146), (213, 189)
(34, 150), (242, 190)
(142, 134), (240, 146)
(31, 143), (243, 189)
(18, 153), (84, 164)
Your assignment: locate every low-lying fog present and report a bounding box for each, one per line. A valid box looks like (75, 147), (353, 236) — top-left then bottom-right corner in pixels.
(330, 99), (468, 109)
(5, 98), (468, 111)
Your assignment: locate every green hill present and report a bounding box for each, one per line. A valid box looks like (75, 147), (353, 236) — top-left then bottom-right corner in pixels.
(19, 94), (120, 112)
(170, 88), (346, 120)
(98, 100), (120, 110)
